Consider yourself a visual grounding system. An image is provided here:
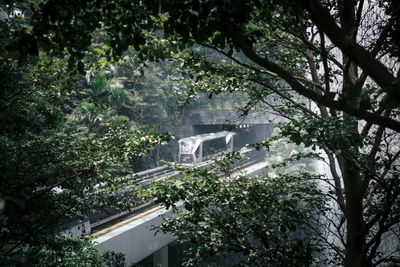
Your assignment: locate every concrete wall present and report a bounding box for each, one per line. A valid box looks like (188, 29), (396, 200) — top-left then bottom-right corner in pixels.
(187, 110), (284, 126)
(93, 206), (177, 266)
(192, 124), (274, 149)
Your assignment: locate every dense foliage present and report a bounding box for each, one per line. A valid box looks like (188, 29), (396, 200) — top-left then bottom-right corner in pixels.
(0, 5), (178, 266)
(1, 0), (400, 266)
(145, 1), (400, 266)
(0, 53), (174, 264)
(148, 148), (325, 266)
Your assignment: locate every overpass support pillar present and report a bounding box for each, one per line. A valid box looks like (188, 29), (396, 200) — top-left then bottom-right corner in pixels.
(153, 245), (168, 267)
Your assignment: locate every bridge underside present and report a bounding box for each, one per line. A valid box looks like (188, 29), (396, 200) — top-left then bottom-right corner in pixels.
(192, 124), (273, 149)
(177, 110), (280, 148)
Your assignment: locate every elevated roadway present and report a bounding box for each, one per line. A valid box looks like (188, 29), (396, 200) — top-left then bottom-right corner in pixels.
(91, 159), (268, 266)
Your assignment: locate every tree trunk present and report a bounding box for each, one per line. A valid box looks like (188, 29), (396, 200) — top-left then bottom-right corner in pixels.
(337, 1), (368, 265)
(341, 157), (366, 267)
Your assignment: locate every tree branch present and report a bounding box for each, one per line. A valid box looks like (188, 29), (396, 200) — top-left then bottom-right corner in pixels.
(324, 149), (346, 213)
(221, 21), (400, 132)
(300, 0), (400, 105)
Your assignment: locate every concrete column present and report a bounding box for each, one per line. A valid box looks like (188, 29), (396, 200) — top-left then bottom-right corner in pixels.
(153, 245), (168, 267)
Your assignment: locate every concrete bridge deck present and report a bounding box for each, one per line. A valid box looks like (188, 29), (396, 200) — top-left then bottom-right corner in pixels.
(92, 161), (268, 266)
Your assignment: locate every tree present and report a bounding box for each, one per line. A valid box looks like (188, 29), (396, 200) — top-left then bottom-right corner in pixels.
(2, 0), (400, 266)
(112, 51), (185, 169)
(0, 57), (171, 264)
(143, 2), (400, 266)
(71, 101), (107, 132)
(147, 150), (325, 266)
(5, 236), (125, 267)
(0, 9), (171, 266)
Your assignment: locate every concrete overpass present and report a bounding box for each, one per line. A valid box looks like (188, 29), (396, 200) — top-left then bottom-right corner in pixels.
(91, 161), (268, 266)
(178, 110), (283, 150)
(187, 110), (281, 126)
